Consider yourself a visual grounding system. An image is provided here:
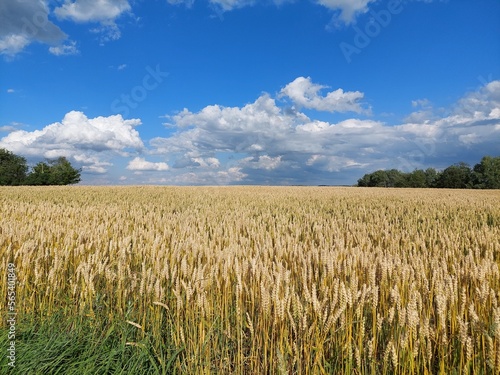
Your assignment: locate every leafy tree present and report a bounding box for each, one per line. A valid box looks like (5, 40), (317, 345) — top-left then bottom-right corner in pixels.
(407, 169), (427, 188)
(24, 162), (51, 185)
(369, 170), (390, 187)
(356, 157), (498, 189)
(25, 157), (81, 185)
(0, 148), (28, 185)
(48, 157), (81, 185)
(386, 169), (407, 187)
(0, 149), (81, 186)
(357, 174), (370, 187)
(472, 156), (500, 189)
(437, 162), (473, 189)
(424, 168), (439, 188)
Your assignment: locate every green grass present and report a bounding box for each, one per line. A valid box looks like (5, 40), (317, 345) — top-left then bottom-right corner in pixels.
(0, 311), (183, 375)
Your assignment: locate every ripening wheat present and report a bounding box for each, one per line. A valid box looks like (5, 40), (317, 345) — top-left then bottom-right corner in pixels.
(1, 186), (499, 374)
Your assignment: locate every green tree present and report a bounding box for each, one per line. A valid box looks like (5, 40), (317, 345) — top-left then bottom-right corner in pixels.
(472, 156), (500, 189)
(24, 162), (51, 185)
(25, 157), (81, 186)
(369, 170), (390, 187)
(436, 162), (473, 189)
(0, 148), (28, 185)
(386, 169), (407, 187)
(407, 169), (427, 188)
(424, 168), (439, 188)
(357, 158), (498, 189)
(357, 174), (370, 187)
(357, 169), (408, 187)
(47, 157), (81, 185)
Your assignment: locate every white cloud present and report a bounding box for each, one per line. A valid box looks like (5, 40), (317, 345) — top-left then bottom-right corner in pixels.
(156, 93), (296, 157)
(49, 41), (79, 56)
(0, 111), (144, 174)
(150, 77), (500, 184)
(127, 157), (169, 171)
(168, 0), (256, 12)
(169, 167), (247, 185)
(241, 155), (283, 170)
(411, 98), (431, 108)
(0, 122), (24, 133)
(0, 1), (66, 57)
(393, 81), (500, 172)
(167, 0), (196, 6)
(209, 0), (255, 11)
(0, 34), (32, 57)
(54, 0), (131, 23)
(490, 107), (500, 119)
(453, 80), (500, 118)
(317, 0), (375, 25)
(170, 0), (378, 17)
(306, 154), (364, 172)
(54, 0), (131, 43)
(280, 77), (369, 114)
(82, 165), (109, 174)
(7, 89), (15, 94)
(90, 23), (122, 44)
(4, 77), (497, 185)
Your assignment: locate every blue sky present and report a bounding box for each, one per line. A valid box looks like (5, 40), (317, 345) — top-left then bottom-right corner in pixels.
(0, 0), (499, 185)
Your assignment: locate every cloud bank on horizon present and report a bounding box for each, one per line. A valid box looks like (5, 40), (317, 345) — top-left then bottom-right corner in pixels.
(1, 77), (499, 185)
(1, 0), (499, 185)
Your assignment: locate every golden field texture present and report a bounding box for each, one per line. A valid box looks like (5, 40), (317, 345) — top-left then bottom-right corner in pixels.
(1, 186), (499, 374)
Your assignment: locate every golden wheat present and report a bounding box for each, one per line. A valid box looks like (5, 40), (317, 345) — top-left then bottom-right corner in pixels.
(1, 186), (499, 374)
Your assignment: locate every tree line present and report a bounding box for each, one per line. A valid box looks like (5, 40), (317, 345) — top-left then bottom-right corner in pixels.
(357, 156), (500, 189)
(0, 148), (81, 186)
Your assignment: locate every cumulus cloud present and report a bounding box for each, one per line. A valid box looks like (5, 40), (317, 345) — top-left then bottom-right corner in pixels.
(454, 81), (500, 118)
(411, 98), (431, 108)
(317, 0), (375, 25)
(167, 0), (195, 6)
(167, 167), (247, 185)
(0, 111), (144, 174)
(0, 0), (131, 56)
(169, 0), (381, 19)
(0, 35), (31, 57)
(49, 40), (79, 55)
(241, 155), (283, 170)
(0, 1), (66, 56)
(54, 0), (131, 23)
(54, 0), (131, 43)
(394, 80), (500, 167)
(280, 77), (369, 114)
(127, 157), (169, 171)
(75, 155), (113, 174)
(156, 94), (295, 156)
(306, 154), (364, 172)
(4, 77), (497, 185)
(0, 122), (24, 133)
(149, 77), (500, 185)
(168, 0), (255, 11)
(209, 0), (256, 11)
(0, 125), (16, 133)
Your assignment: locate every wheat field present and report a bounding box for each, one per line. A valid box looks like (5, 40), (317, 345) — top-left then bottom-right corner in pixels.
(1, 186), (499, 374)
